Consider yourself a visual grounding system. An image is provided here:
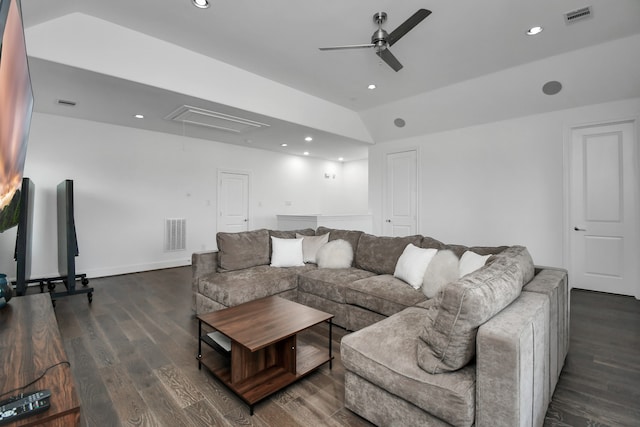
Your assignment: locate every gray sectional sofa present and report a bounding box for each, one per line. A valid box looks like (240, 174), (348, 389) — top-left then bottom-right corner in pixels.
(191, 226), (569, 427)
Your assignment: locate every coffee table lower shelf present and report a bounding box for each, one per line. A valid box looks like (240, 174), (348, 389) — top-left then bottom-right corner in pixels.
(198, 338), (332, 414)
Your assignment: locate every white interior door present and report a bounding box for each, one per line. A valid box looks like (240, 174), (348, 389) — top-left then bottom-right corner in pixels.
(569, 121), (639, 298)
(384, 150), (417, 236)
(218, 171), (249, 233)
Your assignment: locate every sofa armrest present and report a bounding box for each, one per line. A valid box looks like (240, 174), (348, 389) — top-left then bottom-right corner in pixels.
(523, 267), (569, 394)
(191, 251), (219, 312)
(476, 292), (549, 427)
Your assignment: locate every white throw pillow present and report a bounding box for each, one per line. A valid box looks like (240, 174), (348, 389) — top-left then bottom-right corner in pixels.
(296, 232), (329, 263)
(270, 236), (304, 267)
(394, 244), (438, 289)
(459, 251), (492, 277)
(316, 239), (353, 269)
(422, 250), (459, 298)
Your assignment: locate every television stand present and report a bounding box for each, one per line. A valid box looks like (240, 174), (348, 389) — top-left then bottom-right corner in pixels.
(14, 274), (93, 306)
(0, 293), (81, 425)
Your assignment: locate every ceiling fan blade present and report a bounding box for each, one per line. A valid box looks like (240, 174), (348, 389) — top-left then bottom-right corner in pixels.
(319, 43), (375, 51)
(387, 8), (432, 46)
(376, 48), (403, 71)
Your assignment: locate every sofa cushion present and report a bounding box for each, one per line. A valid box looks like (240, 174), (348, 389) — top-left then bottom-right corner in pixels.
(198, 264), (314, 307)
(270, 236), (304, 267)
(355, 233), (423, 275)
(417, 255), (524, 374)
(345, 275), (428, 317)
(420, 235), (446, 250)
(422, 249), (459, 298)
(459, 251), (492, 277)
(394, 244), (438, 289)
(341, 305), (476, 427)
(297, 267), (376, 303)
(494, 245), (535, 285)
(316, 239), (353, 269)
(316, 227), (363, 266)
(296, 232), (329, 263)
(270, 228), (315, 239)
(216, 229), (270, 272)
(269, 228), (315, 257)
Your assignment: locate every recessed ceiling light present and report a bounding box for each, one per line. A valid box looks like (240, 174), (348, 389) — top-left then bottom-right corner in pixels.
(305, 136), (313, 142)
(338, 157), (344, 162)
(281, 143), (288, 147)
(303, 151), (310, 156)
(134, 114), (144, 119)
(368, 84), (376, 90)
(192, 0), (209, 9)
(526, 26), (543, 36)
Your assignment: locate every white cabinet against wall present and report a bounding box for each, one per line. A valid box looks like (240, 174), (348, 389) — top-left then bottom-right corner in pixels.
(277, 214), (373, 233)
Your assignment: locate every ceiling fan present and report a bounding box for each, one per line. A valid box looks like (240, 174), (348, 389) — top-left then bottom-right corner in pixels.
(319, 9), (432, 72)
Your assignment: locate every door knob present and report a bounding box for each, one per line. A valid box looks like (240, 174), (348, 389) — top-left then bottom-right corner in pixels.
(385, 219), (391, 223)
(244, 219), (248, 222)
(574, 226), (586, 231)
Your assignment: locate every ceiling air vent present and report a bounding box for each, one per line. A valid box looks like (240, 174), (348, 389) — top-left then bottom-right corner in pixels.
(56, 99), (77, 107)
(165, 105), (270, 134)
(565, 6), (592, 24)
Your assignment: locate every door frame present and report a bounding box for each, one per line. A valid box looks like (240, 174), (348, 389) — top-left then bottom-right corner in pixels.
(563, 116), (640, 298)
(217, 168), (252, 232)
(382, 147), (420, 236)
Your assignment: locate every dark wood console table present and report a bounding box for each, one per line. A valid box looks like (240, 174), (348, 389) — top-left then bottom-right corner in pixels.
(0, 294), (80, 426)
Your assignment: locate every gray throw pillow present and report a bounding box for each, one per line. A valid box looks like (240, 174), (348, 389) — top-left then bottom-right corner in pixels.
(417, 256), (524, 373)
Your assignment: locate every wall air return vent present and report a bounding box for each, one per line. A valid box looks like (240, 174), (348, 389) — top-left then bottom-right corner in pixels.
(565, 6), (592, 24)
(164, 218), (186, 252)
(165, 105), (270, 134)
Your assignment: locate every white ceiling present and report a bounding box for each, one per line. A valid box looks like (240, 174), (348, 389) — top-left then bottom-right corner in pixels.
(20, 0), (640, 161)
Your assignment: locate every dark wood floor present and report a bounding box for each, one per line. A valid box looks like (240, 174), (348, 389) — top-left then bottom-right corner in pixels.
(44, 267), (639, 426)
(544, 289), (640, 427)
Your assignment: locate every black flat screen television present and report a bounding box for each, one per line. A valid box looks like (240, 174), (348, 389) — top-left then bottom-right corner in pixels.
(0, 0), (33, 234)
(14, 176), (33, 295)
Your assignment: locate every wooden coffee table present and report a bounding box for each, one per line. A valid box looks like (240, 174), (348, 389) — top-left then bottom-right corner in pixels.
(196, 296), (334, 414)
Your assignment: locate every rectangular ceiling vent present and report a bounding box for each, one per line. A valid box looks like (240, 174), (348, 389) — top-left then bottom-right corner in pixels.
(165, 105), (270, 134)
(56, 99), (77, 107)
(565, 6), (592, 24)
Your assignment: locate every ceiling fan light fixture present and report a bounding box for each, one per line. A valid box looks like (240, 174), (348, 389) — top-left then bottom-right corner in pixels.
(526, 26), (543, 36)
(192, 0), (210, 9)
(368, 84), (376, 90)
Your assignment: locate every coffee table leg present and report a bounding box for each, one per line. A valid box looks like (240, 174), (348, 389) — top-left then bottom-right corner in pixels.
(329, 318), (333, 370)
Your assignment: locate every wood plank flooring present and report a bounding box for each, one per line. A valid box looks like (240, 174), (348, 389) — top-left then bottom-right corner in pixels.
(544, 289), (640, 427)
(42, 267), (639, 426)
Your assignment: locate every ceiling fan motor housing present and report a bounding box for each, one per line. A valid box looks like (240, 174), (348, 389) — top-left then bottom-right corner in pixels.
(371, 28), (389, 47)
(372, 12), (389, 47)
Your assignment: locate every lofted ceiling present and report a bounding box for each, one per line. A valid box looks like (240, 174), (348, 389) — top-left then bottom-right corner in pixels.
(20, 0), (640, 161)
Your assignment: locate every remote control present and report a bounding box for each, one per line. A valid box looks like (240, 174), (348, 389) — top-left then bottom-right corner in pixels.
(0, 390), (51, 425)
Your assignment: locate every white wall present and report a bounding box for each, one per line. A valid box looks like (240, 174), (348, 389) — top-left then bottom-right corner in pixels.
(0, 113), (368, 280)
(369, 98), (640, 268)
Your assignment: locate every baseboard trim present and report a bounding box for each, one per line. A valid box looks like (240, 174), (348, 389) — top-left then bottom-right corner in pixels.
(21, 259), (191, 283)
